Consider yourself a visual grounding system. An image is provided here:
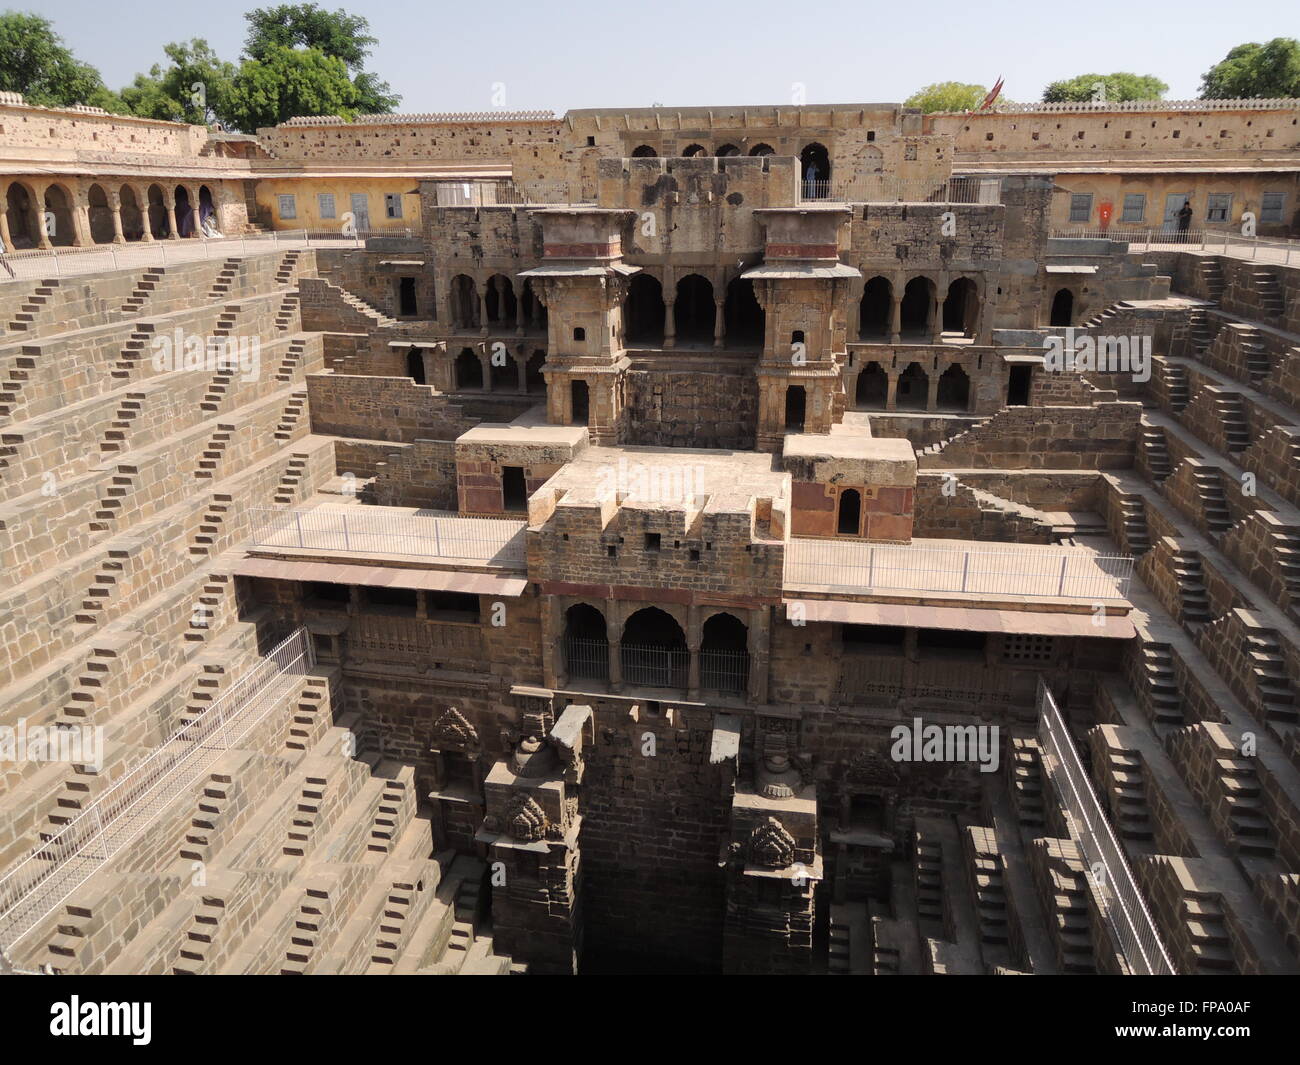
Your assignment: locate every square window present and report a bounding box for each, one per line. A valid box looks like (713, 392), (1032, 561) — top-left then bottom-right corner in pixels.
(1069, 194), (1092, 223)
(1121, 194), (1145, 223)
(1206, 193), (1231, 222)
(384, 193), (403, 219)
(1261, 191), (1286, 224)
(644, 532), (661, 552)
(317, 193), (336, 219)
(277, 194), (297, 220)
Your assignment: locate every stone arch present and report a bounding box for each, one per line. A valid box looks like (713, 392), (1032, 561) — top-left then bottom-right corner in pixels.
(900, 276), (935, 337)
(621, 606), (688, 689)
(936, 364), (970, 412)
(856, 144), (884, 174)
(942, 276), (979, 338)
(406, 347), (426, 385)
(173, 185), (195, 237)
(118, 184), (145, 241)
(485, 273), (517, 325)
(450, 274), (479, 330)
(716, 144), (741, 157)
(86, 183), (114, 244)
(42, 183), (76, 246)
(525, 350), (546, 394)
(748, 143), (775, 157)
(896, 362), (928, 410)
(701, 611), (749, 694)
(800, 142), (831, 196)
(198, 184), (217, 235)
(631, 145), (657, 158)
(563, 602), (608, 681)
(682, 144), (707, 157)
(489, 348), (518, 391)
(674, 274), (714, 345)
(146, 183), (168, 238)
(785, 385), (806, 430)
(858, 275), (892, 339)
(855, 361), (888, 409)
(4, 181), (39, 248)
(623, 272), (665, 345)
(520, 279), (546, 332)
(454, 347), (483, 390)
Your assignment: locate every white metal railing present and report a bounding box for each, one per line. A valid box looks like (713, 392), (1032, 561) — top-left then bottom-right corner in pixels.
(0, 228), (415, 284)
(785, 538), (1132, 601)
(429, 179), (572, 207)
(0, 627), (314, 953)
(250, 506), (527, 566)
(1036, 679), (1176, 974)
(1050, 228), (1300, 265)
(803, 177), (1003, 205)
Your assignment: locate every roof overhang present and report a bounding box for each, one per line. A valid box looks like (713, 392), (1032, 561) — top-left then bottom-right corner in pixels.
(233, 555), (528, 597)
(784, 598), (1134, 639)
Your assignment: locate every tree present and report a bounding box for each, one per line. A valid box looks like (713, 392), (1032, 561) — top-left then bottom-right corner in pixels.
(1042, 73), (1167, 103)
(119, 40), (238, 126)
(904, 82), (990, 114)
(0, 11), (128, 112)
(1200, 38), (1300, 99)
(224, 43), (358, 131)
(243, 4), (398, 113)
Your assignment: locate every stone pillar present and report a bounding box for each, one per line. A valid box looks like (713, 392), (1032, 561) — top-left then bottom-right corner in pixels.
(663, 298), (676, 349)
(108, 191), (125, 244)
(515, 291), (526, 336)
(713, 297), (725, 349)
(72, 192), (91, 247)
(926, 372), (939, 412)
(137, 187), (155, 242)
(889, 289), (902, 344)
(748, 607), (768, 704)
(34, 186), (52, 249)
(687, 604), (702, 699)
(482, 350), (493, 392)
(478, 285), (489, 337)
(516, 353), (528, 394)
(0, 202), (11, 254)
(164, 194), (180, 240)
(606, 603), (622, 692)
(886, 373), (898, 411)
(190, 186), (205, 238)
(930, 293), (943, 343)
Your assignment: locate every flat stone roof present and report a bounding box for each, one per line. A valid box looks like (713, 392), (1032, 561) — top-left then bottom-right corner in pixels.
(545, 445), (788, 509)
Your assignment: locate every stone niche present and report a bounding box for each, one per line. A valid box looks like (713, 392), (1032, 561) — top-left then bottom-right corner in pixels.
(783, 433), (917, 542)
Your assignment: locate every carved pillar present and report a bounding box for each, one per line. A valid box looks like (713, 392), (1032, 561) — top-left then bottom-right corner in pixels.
(164, 193), (179, 240)
(713, 296), (725, 349)
(0, 202), (11, 254)
(137, 187), (155, 242)
(889, 289), (902, 344)
(606, 602), (622, 692)
(886, 373), (898, 411)
(748, 607), (768, 704)
(71, 192), (91, 247)
(478, 284), (489, 337)
(687, 604), (702, 699)
(663, 298), (676, 349)
(34, 186), (52, 249)
(109, 190), (125, 244)
(926, 371), (939, 412)
(515, 290), (526, 336)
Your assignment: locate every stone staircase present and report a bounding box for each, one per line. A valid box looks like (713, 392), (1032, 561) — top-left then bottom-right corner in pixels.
(0, 347), (38, 419)
(1213, 390), (1252, 454)
(1009, 736), (1046, 828)
(1171, 548), (1213, 625)
(207, 258), (242, 301)
(1186, 307), (1217, 355)
(273, 390), (308, 442)
(111, 322), (156, 380)
(913, 829), (946, 933)
(1245, 630), (1298, 725)
(274, 293), (300, 333)
(194, 425), (234, 479)
(1248, 267), (1285, 319)
(272, 452), (309, 504)
(6, 280), (60, 333)
(1164, 362), (1190, 411)
(274, 338), (306, 382)
(1237, 326), (1271, 385)
(1139, 643), (1184, 726)
(1197, 259), (1225, 301)
(1217, 757), (1276, 858)
(98, 392), (146, 454)
(1191, 466), (1233, 535)
(188, 494), (233, 557)
(1140, 422), (1172, 481)
(1116, 490), (1151, 554)
(89, 465), (138, 532)
(120, 269), (165, 315)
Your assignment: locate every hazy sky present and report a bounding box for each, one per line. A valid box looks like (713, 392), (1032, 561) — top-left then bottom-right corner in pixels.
(29, 0), (1295, 113)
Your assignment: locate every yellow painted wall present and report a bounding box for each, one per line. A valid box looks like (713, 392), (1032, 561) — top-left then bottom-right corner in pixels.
(253, 176), (422, 233)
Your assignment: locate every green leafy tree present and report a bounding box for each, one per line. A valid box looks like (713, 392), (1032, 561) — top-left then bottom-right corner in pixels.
(904, 82), (990, 114)
(120, 39), (237, 125)
(243, 4), (398, 113)
(0, 11), (128, 111)
(1200, 38), (1300, 98)
(1042, 73), (1167, 103)
(224, 43), (358, 131)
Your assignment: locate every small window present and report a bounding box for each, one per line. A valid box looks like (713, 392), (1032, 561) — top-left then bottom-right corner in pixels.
(1001, 634), (1056, 663)
(277, 194), (297, 220)
(791, 330), (805, 345)
(586, 135), (596, 146)
(305, 581), (348, 607)
(317, 192), (336, 219)
(573, 327), (585, 342)
(1261, 191), (1286, 224)
(644, 532), (661, 552)
(426, 591), (480, 621)
(1121, 193), (1145, 223)
(1068, 194), (1092, 223)
(384, 193), (403, 219)
(502, 466), (528, 511)
(1206, 193), (1231, 223)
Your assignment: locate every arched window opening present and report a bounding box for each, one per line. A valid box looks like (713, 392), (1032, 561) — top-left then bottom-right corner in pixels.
(901, 278), (933, 338)
(564, 604), (609, 680)
(42, 185), (76, 246)
(724, 276), (764, 348)
(701, 613), (749, 695)
(942, 277), (979, 338)
(454, 348), (483, 390)
(119, 185), (144, 242)
(87, 184), (113, 244)
(1050, 288), (1074, 327)
(631, 145), (658, 158)
(838, 488), (862, 535)
(716, 144), (741, 157)
(490, 351), (518, 391)
(800, 142), (831, 198)
(748, 143), (775, 157)
(859, 276), (892, 339)
(674, 274), (714, 346)
(406, 347), (425, 385)
(451, 275), (479, 330)
(5, 183), (37, 247)
(682, 144), (707, 157)
(621, 607), (688, 688)
(936, 365), (970, 412)
(485, 274), (516, 325)
(896, 362), (928, 411)
(570, 380), (589, 426)
(525, 350), (547, 394)
(855, 362), (888, 410)
(623, 273), (665, 345)
(785, 385), (806, 431)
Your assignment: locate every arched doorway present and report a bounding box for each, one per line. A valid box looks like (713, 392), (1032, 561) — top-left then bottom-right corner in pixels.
(748, 143), (775, 157)
(485, 274), (516, 326)
(621, 607), (688, 688)
(564, 603), (608, 680)
(119, 185), (144, 241)
(674, 274), (714, 346)
(406, 347), (426, 385)
(896, 362), (928, 410)
(716, 144), (741, 157)
(570, 380), (589, 425)
(1050, 288), (1074, 327)
(42, 184), (76, 246)
(838, 489), (862, 535)
(724, 277), (764, 348)
(682, 144), (707, 157)
(901, 278), (933, 338)
(855, 362), (888, 409)
(146, 184), (168, 238)
(936, 365), (970, 411)
(942, 277), (979, 338)
(623, 273), (665, 345)
(198, 184), (217, 235)
(701, 613), (749, 694)
(859, 276), (892, 339)
(631, 145), (658, 158)
(454, 348), (483, 390)
(5, 182), (37, 248)
(520, 279), (546, 332)
(87, 184), (114, 244)
(490, 349), (518, 391)
(800, 142), (830, 198)
(451, 275), (479, 330)
(785, 385), (806, 430)
(173, 186), (195, 237)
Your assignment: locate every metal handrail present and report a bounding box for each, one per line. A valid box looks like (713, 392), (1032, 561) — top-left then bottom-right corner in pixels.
(1037, 679), (1176, 974)
(785, 538), (1132, 601)
(0, 627), (314, 952)
(1049, 228), (1300, 265)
